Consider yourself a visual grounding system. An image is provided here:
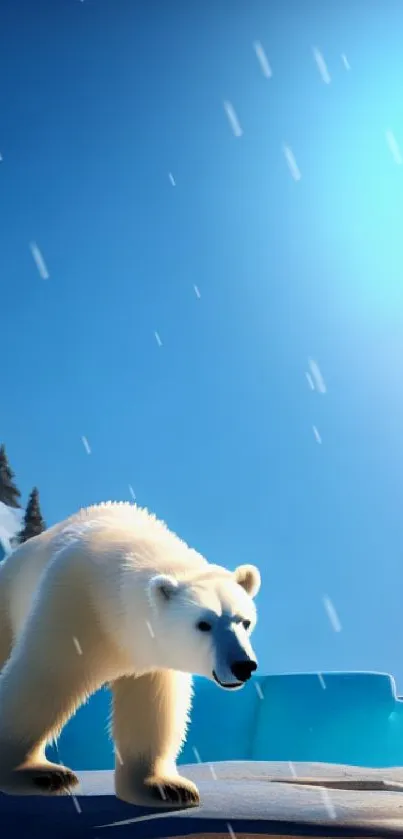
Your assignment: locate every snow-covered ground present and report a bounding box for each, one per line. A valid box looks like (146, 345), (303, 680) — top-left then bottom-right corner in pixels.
(0, 501), (22, 557)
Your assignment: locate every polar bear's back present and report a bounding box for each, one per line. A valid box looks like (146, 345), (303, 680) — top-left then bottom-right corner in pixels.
(0, 502), (208, 639)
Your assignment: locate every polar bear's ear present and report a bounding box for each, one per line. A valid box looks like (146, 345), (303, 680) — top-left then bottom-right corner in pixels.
(148, 574), (179, 606)
(234, 564), (261, 598)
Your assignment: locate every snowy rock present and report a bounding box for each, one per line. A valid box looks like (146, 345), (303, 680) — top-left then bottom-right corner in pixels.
(0, 502), (23, 560)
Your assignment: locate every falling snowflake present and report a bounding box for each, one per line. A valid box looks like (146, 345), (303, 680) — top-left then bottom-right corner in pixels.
(154, 331), (162, 347)
(54, 742), (81, 813)
(288, 761), (297, 778)
(283, 144), (301, 181)
(305, 371), (315, 390)
(308, 358), (327, 394)
(317, 672), (326, 689)
(128, 484), (136, 502)
(254, 681), (264, 699)
(323, 595), (342, 632)
(157, 784), (167, 800)
(386, 130), (402, 165)
(253, 41), (272, 78)
(70, 791), (82, 813)
(192, 746), (217, 780)
(312, 47), (331, 84)
(227, 823), (236, 839)
(341, 53), (351, 70)
(193, 284), (201, 298)
(168, 172), (176, 186)
(312, 425), (322, 444)
(81, 436), (91, 454)
(223, 101), (243, 137)
(320, 787), (337, 819)
(72, 636), (82, 655)
(30, 241), (49, 279)
(146, 620), (155, 638)
(115, 746), (124, 766)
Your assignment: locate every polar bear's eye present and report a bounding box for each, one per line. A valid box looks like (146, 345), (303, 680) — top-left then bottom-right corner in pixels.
(242, 620), (251, 630)
(197, 620), (212, 632)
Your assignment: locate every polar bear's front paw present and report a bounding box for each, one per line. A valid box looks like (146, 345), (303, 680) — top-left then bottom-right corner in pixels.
(145, 774), (200, 808)
(115, 768), (200, 809)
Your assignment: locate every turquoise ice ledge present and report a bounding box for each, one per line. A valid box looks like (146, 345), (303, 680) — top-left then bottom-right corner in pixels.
(47, 672), (403, 771)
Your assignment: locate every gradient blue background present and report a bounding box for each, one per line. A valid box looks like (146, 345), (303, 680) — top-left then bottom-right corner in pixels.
(2, 0), (403, 686)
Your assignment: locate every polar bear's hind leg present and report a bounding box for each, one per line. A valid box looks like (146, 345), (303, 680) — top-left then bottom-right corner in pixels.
(0, 643), (83, 794)
(0, 568), (115, 796)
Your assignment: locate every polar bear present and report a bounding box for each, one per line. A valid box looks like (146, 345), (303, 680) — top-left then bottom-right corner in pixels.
(0, 501), (260, 807)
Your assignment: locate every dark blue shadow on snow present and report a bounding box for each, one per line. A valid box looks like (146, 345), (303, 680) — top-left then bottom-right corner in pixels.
(0, 794), (391, 839)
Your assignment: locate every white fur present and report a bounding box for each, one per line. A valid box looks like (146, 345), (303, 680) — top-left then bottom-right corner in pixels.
(0, 501), (260, 806)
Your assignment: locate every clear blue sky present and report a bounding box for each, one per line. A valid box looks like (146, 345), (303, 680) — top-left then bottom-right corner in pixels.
(2, 0), (403, 687)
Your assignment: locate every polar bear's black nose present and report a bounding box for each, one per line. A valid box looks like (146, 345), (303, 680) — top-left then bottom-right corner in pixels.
(230, 660), (257, 683)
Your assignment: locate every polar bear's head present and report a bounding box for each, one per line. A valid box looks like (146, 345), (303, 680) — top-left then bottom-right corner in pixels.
(147, 564), (260, 689)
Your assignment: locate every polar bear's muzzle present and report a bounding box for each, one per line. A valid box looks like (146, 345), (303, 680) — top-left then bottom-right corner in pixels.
(211, 623), (258, 689)
(212, 670), (243, 690)
(212, 659), (257, 690)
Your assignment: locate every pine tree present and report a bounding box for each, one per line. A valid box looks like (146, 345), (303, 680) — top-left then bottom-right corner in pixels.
(18, 487), (46, 543)
(0, 445), (22, 508)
